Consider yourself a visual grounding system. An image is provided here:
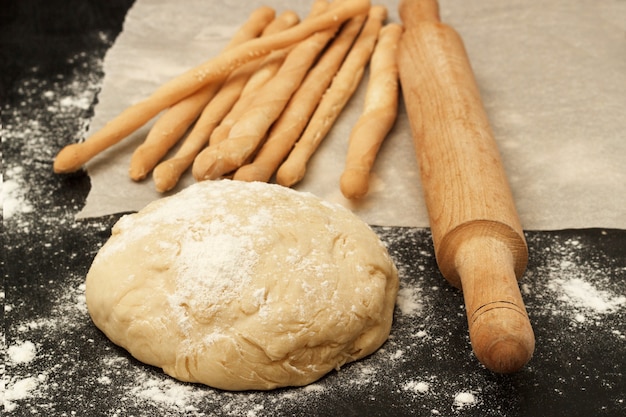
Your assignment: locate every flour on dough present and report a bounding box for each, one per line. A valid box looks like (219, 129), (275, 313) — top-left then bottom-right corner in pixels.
(85, 180), (398, 390)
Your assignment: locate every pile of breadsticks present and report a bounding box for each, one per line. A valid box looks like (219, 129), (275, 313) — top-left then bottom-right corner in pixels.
(53, 0), (401, 200)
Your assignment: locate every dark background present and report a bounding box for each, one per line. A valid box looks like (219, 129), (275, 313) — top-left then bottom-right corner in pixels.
(2, 1), (625, 416)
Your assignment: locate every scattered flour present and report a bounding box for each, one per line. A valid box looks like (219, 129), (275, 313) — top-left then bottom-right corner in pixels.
(453, 391), (477, 408)
(302, 384), (326, 393)
(7, 341), (37, 364)
(130, 374), (204, 413)
(556, 277), (625, 313)
(2, 167), (34, 220)
(524, 236), (626, 330)
(3, 340), (40, 411)
(3, 377), (41, 412)
(396, 285), (423, 316)
(97, 376), (112, 385)
(403, 380), (430, 394)
(2, 280), (87, 413)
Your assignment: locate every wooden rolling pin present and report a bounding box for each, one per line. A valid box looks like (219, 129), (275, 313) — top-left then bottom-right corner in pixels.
(397, 0), (534, 373)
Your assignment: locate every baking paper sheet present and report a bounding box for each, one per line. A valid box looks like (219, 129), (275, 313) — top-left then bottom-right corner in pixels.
(78, 0), (626, 230)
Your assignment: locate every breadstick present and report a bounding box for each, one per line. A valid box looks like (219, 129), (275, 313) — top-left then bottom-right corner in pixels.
(225, 7), (278, 47)
(207, 43), (292, 147)
(193, 0), (341, 181)
(239, 47), (291, 98)
(207, 10), (300, 149)
(234, 14), (367, 183)
(276, 5), (387, 187)
(52, 0), (371, 174)
(127, 6), (276, 181)
(151, 11), (299, 193)
(340, 23), (402, 199)
(207, 0), (329, 148)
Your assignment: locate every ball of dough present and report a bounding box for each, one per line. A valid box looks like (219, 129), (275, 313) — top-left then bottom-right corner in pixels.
(85, 180), (398, 391)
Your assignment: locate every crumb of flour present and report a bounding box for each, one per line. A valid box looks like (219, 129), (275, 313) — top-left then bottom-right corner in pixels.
(403, 380), (430, 394)
(453, 391), (477, 408)
(396, 285), (423, 316)
(7, 341), (37, 364)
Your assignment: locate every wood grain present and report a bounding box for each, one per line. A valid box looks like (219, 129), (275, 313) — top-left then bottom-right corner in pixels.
(397, 0), (534, 373)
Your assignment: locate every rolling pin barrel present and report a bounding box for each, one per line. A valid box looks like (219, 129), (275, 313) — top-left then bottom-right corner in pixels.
(397, 0), (534, 373)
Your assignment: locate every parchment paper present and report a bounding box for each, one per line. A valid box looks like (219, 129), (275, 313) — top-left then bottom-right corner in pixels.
(78, 0), (626, 230)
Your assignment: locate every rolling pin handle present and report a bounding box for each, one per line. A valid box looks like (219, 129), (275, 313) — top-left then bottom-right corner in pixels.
(455, 235), (535, 373)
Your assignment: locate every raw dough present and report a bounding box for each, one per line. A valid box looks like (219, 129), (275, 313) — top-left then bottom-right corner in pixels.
(85, 180), (398, 390)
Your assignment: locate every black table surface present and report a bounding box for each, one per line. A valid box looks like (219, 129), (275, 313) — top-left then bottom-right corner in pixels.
(2, 2), (625, 416)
